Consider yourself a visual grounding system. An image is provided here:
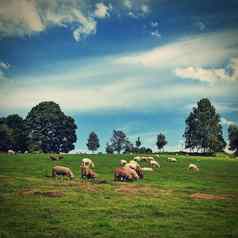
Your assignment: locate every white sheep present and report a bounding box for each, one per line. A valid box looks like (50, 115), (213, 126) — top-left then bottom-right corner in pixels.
(120, 159), (128, 166)
(141, 167), (154, 172)
(52, 166), (74, 179)
(81, 158), (95, 168)
(8, 149), (15, 155)
(150, 160), (160, 168)
(134, 156), (141, 162)
(168, 157), (177, 162)
(155, 154), (160, 158)
(188, 163), (199, 172)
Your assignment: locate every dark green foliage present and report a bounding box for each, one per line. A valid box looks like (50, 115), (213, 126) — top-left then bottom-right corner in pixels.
(5, 114), (28, 152)
(135, 137), (142, 148)
(0, 123), (13, 151)
(105, 143), (114, 154)
(24, 101), (77, 153)
(184, 98), (226, 153)
(109, 130), (130, 154)
(156, 133), (167, 151)
(228, 124), (238, 155)
(87, 132), (100, 153)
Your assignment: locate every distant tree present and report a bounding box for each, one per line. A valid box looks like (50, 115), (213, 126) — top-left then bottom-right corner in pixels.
(184, 98), (226, 153)
(124, 142), (134, 154)
(105, 143), (114, 154)
(24, 101), (77, 153)
(228, 124), (238, 155)
(135, 137), (142, 148)
(5, 114), (28, 152)
(110, 130), (130, 154)
(87, 132), (100, 153)
(156, 133), (167, 152)
(0, 123), (13, 151)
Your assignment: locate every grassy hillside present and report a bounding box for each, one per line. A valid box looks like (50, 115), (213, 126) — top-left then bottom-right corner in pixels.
(0, 153), (238, 238)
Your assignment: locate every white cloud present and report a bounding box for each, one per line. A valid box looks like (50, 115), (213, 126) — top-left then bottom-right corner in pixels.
(141, 4), (149, 14)
(73, 18), (96, 42)
(94, 3), (111, 18)
(115, 30), (238, 69)
(0, 62), (10, 70)
(175, 57), (238, 83)
(151, 30), (161, 38)
(151, 21), (159, 27)
(195, 21), (206, 31)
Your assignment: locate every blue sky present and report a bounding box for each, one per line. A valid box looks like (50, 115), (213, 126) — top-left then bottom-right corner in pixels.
(0, 0), (238, 152)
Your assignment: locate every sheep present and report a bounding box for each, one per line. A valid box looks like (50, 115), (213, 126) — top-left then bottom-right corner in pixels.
(114, 167), (139, 181)
(49, 155), (59, 161)
(140, 156), (154, 162)
(155, 154), (160, 158)
(150, 160), (160, 168)
(134, 156), (141, 162)
(8, 149), (15, 155)
(80, 165), (96, 179)
(24, 151), (28, 154)
(120, 159), (127, 166)
(168, 157), (177, 162)
(141, 167), (153, 172)
(114, 167), (133, 181)
(81, 158), (95, 168)
(52, 166), (74, 179)
(188, 163), (199, 172)
(124, 161), (143, 179)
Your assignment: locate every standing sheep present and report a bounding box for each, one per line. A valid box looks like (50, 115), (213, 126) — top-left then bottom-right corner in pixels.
(52, 166), (74, 179)
(150, 160), (160, 168)
(188, 163), (199, 172)
(8, 149), (15, 155)
(80, 165), (96, 179)
(168, 157), (177, 162)
(81, 158), (95, 168)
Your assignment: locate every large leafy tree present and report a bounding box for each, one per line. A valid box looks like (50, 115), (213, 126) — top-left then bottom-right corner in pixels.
(5, 114), (28, 152)
(87, 132), (100, 153)
(25, 101), (77, 153)
(184, 98), (226, 153)
(0, 123), (13, 151)
(156, 133), (167, 151)
(135, 137), (142, 148)
(228, 124), (238, 155)
(109, 130), (130, 154)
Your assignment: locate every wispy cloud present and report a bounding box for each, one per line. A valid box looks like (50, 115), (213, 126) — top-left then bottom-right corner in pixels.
(115, 30), (238, 69)
(94, 3), (111, 18)
(175, 57), (238, 83)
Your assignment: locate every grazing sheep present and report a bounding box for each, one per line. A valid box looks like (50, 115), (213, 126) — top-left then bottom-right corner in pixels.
(150, 160), (160, 168)
(114, 167), (133, 181)
(24, 151), (28, 154)
(188, 163), (199, 172)
(80, 165), (96, 179)
(155, 154), (160, 158)
(52, 166), (74, 179)
(81, 158), (95, 168)
(168, 157), (177, 162)
(8, 149), (15, 155)
(49, 155), (59, 161)
(120, 159), (127, 166)
(141, 156), (154, 162)
(141, 167), (154, 172)
(134, 156), (141, 162)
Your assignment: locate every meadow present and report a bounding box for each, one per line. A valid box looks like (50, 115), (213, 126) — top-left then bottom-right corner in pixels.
(0, 153), (238, 238)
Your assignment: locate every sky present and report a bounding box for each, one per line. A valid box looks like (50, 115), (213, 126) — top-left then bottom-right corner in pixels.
(0, 0), (238, 152)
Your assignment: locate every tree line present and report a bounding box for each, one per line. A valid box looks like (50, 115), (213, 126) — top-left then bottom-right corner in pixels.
(0, 99), (238, 155)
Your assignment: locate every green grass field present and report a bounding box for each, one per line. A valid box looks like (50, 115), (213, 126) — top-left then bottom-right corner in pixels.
(0, 153), (238, 238)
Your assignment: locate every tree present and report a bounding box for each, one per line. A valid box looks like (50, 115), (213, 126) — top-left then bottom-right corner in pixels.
(0, 123), (13, 151)
(228, 124), (238, 155)
(24, 101), (77, 153)
(5, 114), (28, 152)
(184, 98), (226, 153)
(87, 132), (100, 153)
(110, 130), (130, 154)
(135, 137), (142, 148)
(156, 133), (167, 151)
(105, 143), (114, 154)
